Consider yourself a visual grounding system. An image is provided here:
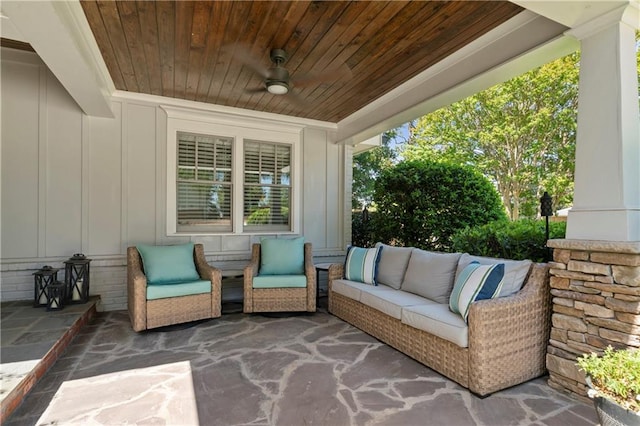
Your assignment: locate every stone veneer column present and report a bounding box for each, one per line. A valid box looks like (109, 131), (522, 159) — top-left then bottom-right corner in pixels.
(545, 239), (640, 401)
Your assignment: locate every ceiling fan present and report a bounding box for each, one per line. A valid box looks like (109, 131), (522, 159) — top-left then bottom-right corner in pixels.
(262, 48), (291, 95)
(232, 47), (352, 102)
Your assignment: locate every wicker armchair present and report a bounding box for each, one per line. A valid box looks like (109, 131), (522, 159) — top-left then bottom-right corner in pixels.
(243, 242), (316, 313)
(127, 243), (222, 331)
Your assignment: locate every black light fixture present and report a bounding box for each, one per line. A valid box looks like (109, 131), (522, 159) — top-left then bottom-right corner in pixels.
(266, 49), (290, 95)
(33, 266), (60, 307)
(64, 253), (92, 303)
(540, 192), (553, 261)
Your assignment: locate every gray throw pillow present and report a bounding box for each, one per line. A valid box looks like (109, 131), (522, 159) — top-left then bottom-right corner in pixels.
(401, 249), (462, 304)
(374, 242), (413, 290)
(455, 254), (532, 297)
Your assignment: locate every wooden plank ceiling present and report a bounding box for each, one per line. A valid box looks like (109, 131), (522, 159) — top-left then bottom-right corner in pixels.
(81, 0), (522, 122)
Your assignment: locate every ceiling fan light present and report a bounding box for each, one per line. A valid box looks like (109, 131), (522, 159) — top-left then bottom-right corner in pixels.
(267, 81), (289, 95)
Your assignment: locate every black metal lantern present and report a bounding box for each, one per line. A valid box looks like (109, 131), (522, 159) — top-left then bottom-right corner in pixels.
(540, 192), (553, 261)
(540, 192), (553, 218)
(33, 266), (60, 307)
(47, 282), (65, 311)
(64, 253), (91, 303)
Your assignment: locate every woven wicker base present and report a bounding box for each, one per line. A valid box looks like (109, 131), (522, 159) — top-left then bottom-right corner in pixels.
(329, 291), (470, 388)
(146, 293), (212, 329)
(250, 288), (309, 312)
(328, 262), (552, 396)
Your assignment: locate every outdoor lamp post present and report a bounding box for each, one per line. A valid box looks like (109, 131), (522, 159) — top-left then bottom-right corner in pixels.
(540, 191), (553, 261)
(33, 266), (60, 307)
(64, 253), (92, 303)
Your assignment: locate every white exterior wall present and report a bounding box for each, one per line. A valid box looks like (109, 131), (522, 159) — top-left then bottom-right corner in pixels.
(1, 49), (349, 311)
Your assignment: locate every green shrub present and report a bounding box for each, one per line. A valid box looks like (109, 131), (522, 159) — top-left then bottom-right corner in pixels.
(372, 160), (507, 251)
(577, 346), (640, 413)
(450, 219), (566, 261)
(352, 209), (377, 248)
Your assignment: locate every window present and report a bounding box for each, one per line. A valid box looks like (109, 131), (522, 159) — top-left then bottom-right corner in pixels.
(164, 105), (302, 236)
(243, 140), (291, 231)
(176, 132), (233, 232)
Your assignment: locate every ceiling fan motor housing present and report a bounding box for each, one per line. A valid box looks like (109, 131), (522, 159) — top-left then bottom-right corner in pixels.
(267, 49), (290, 94)
(266, 67), (290, 94)
(270, 48), (288, 65)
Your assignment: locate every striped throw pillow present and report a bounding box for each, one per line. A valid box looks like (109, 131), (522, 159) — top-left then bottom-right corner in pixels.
(344, 246), (382, 285)
(449, 261), (505, 322)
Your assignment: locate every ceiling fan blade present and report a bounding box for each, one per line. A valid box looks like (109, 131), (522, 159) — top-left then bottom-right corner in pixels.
(292, 63), (352, 88)
(284, 90), (308, 108)
(244, 87), (267, 94)
(225, 44), (270, 79)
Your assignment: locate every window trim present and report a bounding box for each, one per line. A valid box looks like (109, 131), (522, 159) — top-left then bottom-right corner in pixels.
(164, 106), (303, 236)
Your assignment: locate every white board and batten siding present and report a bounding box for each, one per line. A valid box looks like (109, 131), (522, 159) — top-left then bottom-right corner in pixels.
(1, 49), (351, 311)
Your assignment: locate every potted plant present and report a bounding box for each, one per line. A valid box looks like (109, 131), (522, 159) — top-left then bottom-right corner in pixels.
(577, 346), (640, 426)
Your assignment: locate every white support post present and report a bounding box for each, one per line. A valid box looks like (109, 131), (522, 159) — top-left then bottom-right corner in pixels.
(566, 4), (640, 241)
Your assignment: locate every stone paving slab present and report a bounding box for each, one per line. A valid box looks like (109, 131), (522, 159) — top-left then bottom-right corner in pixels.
(5, 308), (599, 426)
(0, 299), (98, 423)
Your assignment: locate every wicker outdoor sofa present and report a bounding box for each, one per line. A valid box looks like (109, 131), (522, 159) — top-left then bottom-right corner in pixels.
(328, 244), (551, 397)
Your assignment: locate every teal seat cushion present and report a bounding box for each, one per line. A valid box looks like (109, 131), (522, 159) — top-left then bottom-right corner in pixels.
(146, 280), (211, 300)
(137, 243), (200, 285)
(259, 237), (305, 275)
(252, 275), (307, 288)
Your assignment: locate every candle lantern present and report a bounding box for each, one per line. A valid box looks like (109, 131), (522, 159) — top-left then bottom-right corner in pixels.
(33, 266), (60, 307)
(64, 253), (91, 303)
(47, 282), (65, 311)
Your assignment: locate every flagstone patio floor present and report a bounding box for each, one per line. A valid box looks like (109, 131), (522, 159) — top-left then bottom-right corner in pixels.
(1, 299), (598, 425)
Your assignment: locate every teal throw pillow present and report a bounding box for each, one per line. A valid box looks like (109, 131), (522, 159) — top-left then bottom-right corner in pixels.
(137, 243), (200, 285)
(344, 246), (382, 285)
(260, 237), (305, 275)
(449, 261), (505, 323)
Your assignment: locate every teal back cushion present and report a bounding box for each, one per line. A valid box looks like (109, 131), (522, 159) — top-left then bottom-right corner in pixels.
(137, 243), (200, 285)
(260, 237), (305, 275)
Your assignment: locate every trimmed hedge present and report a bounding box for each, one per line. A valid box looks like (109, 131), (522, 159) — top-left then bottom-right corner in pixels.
(371, 160), (507, 251)
(450, 219), (566, 262)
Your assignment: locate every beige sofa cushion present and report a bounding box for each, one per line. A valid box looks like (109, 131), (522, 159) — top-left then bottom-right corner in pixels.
(359, 288), (436, 319)
(402, 303), (469, 348)
(401, 249), (462, 304)
(374, 243), (413, 289)
(455, 254), (532, 297)
(331, 279), (395, 301)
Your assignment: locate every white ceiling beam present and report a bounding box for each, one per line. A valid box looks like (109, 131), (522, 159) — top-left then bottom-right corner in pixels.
(511, 1), (632, 28)
(336, 11), (575, 146)
(1, 0), (114, 118)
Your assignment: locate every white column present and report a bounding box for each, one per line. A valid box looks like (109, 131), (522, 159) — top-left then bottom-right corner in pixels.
(566, 4), (640, 241)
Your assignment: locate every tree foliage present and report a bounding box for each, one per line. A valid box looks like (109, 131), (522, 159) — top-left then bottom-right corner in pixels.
(352, 130), (398, 210)
(372, 160), (507, 251)
(403, 53), (580, 220)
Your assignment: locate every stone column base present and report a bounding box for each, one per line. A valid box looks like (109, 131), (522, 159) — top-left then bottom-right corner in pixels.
(545, 239), (640, 399)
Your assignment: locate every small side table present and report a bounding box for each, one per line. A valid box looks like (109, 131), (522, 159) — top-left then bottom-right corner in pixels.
(221, 269), (244, 303)
(314, 263), (333, 306)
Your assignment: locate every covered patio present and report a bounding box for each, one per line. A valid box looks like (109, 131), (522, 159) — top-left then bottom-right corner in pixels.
(1, 0), (639, 424)
(2, 300), (597, 425)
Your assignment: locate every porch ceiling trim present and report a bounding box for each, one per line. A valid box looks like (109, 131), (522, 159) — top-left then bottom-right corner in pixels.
(336, 10), (575, 146)
(116, 90), (337, 132)
(1, 0), (114, 118)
